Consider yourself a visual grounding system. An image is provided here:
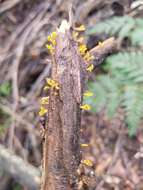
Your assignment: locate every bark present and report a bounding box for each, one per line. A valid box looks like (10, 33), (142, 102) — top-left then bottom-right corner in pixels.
(41, 22), (86, 190)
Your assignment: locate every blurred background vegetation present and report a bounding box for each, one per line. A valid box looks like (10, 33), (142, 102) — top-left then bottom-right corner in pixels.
(0, 0), (143, 189)
(85, 15), (143, 135)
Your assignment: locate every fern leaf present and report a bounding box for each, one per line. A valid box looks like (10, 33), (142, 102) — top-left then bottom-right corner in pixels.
(122, 86), (143, 135)
(87, 51), (143, 135)
(87, 16), (143, 46)
(84, 82), (107, 112)
(129, 28), (143, 45)
(87, 16), (134, 36)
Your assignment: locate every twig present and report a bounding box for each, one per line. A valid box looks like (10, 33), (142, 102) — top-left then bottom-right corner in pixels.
(7, 2), (52, 148)
(27, 63), (51, 99)
(0, 0), (22, 14)
(96, 124), (124, 190)
(90, 37), (117, 66)
(0, 2), (50, 66)
(0, 102), (38, 135)
(8, 25), (33, 149)
(75, 0), (107, 22)
(0, 144), (40, 190)
(13, 135), (28, 160)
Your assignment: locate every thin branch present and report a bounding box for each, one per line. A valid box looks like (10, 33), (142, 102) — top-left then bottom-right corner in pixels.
(75, 0), (107, 22)
(0, 0), (22, 14)
(0, 144), (40, 190)
(90, 37), (117, 66)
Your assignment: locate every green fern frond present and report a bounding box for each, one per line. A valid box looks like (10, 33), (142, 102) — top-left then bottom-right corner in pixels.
(122, 86), (143, 135)
(84, 52), (143, 135)
(85, 75), (121, 117)
(87, 16), (143, 46)
(87, 16), (134, 37)
(86, 81), (107, 112)
(129, 19), (143, 45)
(97, 75), (121, 117)
(105, 52), (143, 83)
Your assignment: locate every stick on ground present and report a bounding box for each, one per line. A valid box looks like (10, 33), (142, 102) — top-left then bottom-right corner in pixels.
(0, 144), (40, 190)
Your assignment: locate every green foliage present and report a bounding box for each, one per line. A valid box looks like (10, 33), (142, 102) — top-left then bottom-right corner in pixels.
(87, 16), (143, 46)
(14, 183), (22, 190)
(0, 82), (11, 97)
(0, 82), (11, 135)
(84, 52), (143, 136)
(0, 109), (11, 134)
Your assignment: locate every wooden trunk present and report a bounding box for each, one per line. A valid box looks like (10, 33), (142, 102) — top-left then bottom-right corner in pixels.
(41, 22), (86, 190)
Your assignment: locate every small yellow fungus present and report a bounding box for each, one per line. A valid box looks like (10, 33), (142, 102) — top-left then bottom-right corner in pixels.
(40, 97), (49, 105)
(79, 44), (87, 55)
(75, 25), (86, 32)
(43, 86), (50, 91)
(83, 91), (93, 97)
(39, 106), (48, 116)
(47, 32), (57, 46)
(51, 31), (57, 38)
(80, 104), (91, 111)
(83, 52), (94, 62)
(80, 144), (89, 147)
(73, 31), (84, 43)
(72, 31), (79, 40)
(82, 159), (93, 167)
(86, 64), (94, 72)
(46, 78), (59, 90)
(98, 41), (104, 48)
(46, 31), (57, 54)
(45, 44), (54, 54)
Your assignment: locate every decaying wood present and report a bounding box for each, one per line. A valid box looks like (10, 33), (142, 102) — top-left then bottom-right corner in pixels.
(41, 21), (86, 190)
(90, 37), (117, 66)
(41, 21), (116, 190)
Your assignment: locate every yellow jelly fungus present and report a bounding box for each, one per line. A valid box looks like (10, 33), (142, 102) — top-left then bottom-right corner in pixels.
(72, 31), (79, 40)
(80, 144), (89, 147)
(47, 32), (57, 41)
(52, 40), (56, 46)
(46, 78), (59, 90)
(80, 104), (91, 111)
(75, 25), (86, 32)
(72, 31), (84, 43)
(98, 41), (104, 48)
(83, 91), (94, 97)
(45, 44), (54, 54)
(47, 32), (57, 47)
(43, 86), (50, 91)
(82, 159), (93, 167)
(40, 97), (49, 105)
(79, 44), (87, 55)
(83, 52), (94, 62)
(39, 106), (48, 116)
(51, 31), (57, 38)
(86, 64), (94, 72)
